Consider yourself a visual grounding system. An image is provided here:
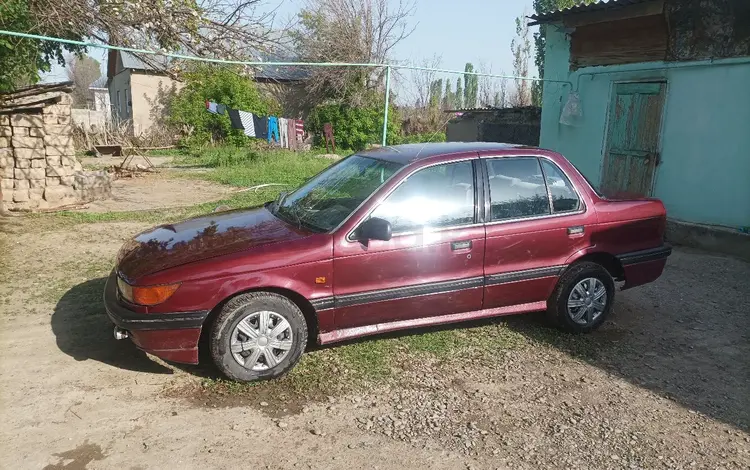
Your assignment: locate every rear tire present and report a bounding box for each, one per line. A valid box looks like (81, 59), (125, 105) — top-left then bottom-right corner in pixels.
(547, 262), (615, 333)
(210, 292), (308, 382)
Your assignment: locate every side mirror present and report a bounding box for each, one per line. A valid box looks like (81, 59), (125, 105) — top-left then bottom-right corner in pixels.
(356, 217), (392, 241)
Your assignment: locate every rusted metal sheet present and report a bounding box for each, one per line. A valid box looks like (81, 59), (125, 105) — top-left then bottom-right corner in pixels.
(570, 15), (668, 70)
(601, 82), (666, 198)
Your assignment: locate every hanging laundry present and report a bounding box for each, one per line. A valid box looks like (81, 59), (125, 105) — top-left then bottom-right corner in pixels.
(267, 116), (280, 143)
(206, 101), (219, 114)
(216, 104), (227, 115)
(295, 120), (305, 138)
(279, 117), (289, 148)
(287, 118), (297, 150)
(227, 108), (244, 129)
(253, 115), (268, 140)
(238, 111), (255, 137)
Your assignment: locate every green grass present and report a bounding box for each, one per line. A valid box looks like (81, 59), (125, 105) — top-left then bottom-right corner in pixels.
(172, 146), (335, 188)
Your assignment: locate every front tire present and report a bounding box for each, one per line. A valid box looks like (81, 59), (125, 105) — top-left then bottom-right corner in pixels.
(210, 292), (308, 382)
(547, 262), (615, 333)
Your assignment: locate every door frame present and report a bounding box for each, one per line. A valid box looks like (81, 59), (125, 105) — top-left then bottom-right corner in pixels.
(599, 78), (669, 198)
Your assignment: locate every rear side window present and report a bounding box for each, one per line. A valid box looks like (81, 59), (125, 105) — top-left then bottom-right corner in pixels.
(370, 160), (475, 233)
(540, 159), (581, 213)
(486, 158), (550, 221)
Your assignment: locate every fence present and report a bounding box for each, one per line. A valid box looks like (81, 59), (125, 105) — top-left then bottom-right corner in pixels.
(0, 30), (573, 147)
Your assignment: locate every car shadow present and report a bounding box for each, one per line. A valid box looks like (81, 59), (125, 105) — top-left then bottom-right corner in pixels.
(53, 251), (750, 433)
(502, 253), (750, 432)
(51, 277), (173, 375)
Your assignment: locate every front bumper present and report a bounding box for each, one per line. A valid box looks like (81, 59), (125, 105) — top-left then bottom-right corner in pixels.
(104, 270), (209, 364)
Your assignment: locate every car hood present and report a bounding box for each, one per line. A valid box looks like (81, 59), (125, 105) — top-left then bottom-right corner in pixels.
(117, 205), (311, 280)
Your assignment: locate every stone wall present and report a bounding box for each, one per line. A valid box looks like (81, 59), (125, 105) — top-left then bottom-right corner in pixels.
(0, 92), (111, 211)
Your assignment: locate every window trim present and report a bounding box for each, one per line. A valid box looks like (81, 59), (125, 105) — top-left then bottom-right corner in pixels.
(345, 156), (480, 241)
(538, 158), (583, 215)
(482, 155), (587, 226)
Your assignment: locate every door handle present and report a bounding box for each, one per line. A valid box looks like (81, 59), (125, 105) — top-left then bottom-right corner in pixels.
(567, 226), (584, 236)
(451, 240), (472, 250)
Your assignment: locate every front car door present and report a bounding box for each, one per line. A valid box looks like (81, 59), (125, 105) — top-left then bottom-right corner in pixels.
(482, 154), (594, 311)
(329, 156), (486, 335)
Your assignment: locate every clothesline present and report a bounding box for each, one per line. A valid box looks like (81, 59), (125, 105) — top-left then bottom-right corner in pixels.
(205, 101), (306, 150)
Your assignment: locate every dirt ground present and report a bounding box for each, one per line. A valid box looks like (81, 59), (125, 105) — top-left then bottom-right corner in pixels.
(83, 174), (233, 213)
(0, 190), (748, 469)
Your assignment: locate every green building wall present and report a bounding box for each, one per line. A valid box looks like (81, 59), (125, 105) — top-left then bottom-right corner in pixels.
(539, 26), (750, 229)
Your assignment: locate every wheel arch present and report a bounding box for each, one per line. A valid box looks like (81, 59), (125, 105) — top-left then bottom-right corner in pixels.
(201, 286), (320, 347)
(566, 250), (625, 281)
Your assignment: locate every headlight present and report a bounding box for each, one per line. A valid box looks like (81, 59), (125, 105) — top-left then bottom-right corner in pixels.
(118, 276), (180, 306)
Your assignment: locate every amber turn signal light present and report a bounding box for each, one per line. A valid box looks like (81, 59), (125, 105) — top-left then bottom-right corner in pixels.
(132, 283), (181, 306)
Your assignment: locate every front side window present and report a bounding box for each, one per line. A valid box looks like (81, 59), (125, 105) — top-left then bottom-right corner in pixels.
(487, 157), (550, 221)
(540, 159), (581, 213)
(273, 155), (402, 232)
(370, 160), (475, 233)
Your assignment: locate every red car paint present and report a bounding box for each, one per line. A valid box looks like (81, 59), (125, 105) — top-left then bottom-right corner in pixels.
(105, 143), (670, 364)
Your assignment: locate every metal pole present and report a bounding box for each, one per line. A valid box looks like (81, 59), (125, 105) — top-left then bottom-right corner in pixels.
(381, 65), (391, 147)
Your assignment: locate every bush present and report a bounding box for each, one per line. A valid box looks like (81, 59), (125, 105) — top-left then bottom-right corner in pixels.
(168, 65), (276, 147)
(307, 102), (401, 151)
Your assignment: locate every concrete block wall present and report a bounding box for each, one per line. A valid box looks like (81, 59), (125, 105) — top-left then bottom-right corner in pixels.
(0, 93), (111, 211)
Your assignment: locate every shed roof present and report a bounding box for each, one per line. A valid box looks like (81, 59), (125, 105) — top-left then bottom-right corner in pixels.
(111, 50), (309, 82)
(529, 0), (656, 25)
(0, 82), (74, 113)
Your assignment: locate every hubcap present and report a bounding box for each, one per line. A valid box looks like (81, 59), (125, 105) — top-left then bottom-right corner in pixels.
(230, 310), (293, 371)
(567, 278), (607, 325)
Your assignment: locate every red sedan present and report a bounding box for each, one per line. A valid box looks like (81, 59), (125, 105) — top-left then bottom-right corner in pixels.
(106, 143), (671, 382)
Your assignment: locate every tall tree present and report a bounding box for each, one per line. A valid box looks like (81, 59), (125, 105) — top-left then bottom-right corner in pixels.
(1, 0), (282, 92)
(455, 77), (463, 109)
(510, 15), (532, 107)
(463, 63), (477, 108)
(0, 0), (82, 92)
(292, 0), (416, 105)
(66, 55), (102, 108)
(410, 54), (441, 108)
(429, 78), (443, 108)
(532, 0), (596, 104)
(442, 80), (453, 109)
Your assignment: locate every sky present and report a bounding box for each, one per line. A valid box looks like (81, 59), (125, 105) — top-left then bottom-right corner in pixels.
(42, 0), (539, 102)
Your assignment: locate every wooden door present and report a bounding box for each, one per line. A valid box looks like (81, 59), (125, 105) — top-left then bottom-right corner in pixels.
(601, 82), (666, 198)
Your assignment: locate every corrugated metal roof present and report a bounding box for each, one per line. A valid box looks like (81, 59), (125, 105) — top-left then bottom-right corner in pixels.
(528, 0), (656, 24)
(120, 51), (171, 71)
(252, 52), (310, 82)
(443, 106), (500, 113)
(444, 106), (541, 113)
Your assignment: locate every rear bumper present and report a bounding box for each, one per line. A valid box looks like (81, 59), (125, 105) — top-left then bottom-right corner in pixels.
(617, 244), (672, 289)
(104, 270), (208, 364)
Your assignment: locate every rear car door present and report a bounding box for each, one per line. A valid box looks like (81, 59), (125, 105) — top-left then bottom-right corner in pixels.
(332, 158), (485, 330)
(482, 156), (592, 309)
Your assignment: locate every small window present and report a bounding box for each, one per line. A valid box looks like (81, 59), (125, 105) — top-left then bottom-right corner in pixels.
(487, 157), (550, 221)
(116, 90), (121, 116)
(540, 159), (581, 213)
(125, 89), (131, 116)
(370, 161), (475, 233)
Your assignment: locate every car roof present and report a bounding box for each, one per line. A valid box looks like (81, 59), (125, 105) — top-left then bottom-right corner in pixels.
(356, 142), (536, 165)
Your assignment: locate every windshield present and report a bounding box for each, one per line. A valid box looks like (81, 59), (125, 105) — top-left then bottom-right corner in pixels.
(272, 155), (403, 232)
